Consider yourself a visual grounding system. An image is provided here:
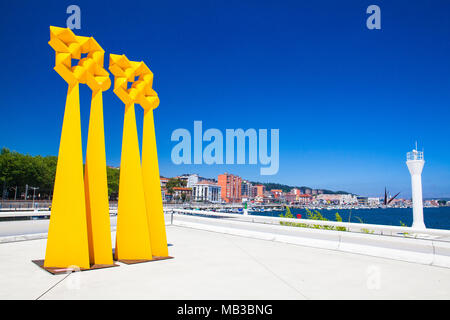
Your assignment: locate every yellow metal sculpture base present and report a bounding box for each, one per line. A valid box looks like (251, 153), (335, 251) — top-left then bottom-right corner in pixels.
(33, 259), (118, 275)
(116, 256), (174, 265)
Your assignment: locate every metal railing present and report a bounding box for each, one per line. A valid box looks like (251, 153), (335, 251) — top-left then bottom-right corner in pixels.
(0, 200), (52, 211)
(3, 207), (450, 242)
(407, 150), (424, 161)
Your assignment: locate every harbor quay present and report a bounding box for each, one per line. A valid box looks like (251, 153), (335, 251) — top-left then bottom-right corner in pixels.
(1, 209), (450, 299)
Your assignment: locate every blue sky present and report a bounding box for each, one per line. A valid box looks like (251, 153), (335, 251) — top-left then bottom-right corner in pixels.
(0, 0), (449, 197)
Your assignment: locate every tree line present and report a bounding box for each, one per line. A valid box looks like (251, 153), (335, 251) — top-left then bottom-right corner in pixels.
(0, 148), (120, 200)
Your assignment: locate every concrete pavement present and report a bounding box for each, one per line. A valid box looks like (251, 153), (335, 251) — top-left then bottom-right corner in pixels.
(0, 225), (450, 299)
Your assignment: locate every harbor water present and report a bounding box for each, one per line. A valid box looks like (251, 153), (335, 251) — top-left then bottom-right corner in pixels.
(249, 207), (450, 231)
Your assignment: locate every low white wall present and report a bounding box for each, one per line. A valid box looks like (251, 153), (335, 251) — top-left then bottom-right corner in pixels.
(171, 214), (450, 269)
(0, 217), (118, 241)
(0, 220), (50, 238)
(2, 210), (450, 268)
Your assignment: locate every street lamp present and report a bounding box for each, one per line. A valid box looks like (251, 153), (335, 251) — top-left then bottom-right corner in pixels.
(29, 186), (39, 210)
(9, 186), (17, 201)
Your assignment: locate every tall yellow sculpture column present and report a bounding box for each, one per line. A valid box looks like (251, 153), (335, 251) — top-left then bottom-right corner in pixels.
(139, 75), (169, 258)
(81, 38), (114, 266)
(40, 27), (117, 273)
(44, 27), (91, 269)
(109, 54), (153, 262)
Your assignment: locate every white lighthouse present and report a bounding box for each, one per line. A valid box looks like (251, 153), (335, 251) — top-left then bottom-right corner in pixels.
(406, 147), (426, 229)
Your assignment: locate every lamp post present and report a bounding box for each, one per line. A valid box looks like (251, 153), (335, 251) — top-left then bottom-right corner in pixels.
(10, 186), (17, 201)
(29, 186), (39, 210)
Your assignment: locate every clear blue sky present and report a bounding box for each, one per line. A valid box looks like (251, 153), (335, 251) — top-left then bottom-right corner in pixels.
(0, 0), (449, 198)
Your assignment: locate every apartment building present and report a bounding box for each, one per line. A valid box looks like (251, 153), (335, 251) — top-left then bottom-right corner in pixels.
(241, 180), (253, 197)
(218, 173), (242, 203)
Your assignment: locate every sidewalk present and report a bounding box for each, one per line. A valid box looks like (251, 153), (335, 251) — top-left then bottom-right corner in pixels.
(0, 225), (450, 299)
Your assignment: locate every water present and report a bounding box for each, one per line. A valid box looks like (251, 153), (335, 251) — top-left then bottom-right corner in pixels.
(249, 207), (450, 230)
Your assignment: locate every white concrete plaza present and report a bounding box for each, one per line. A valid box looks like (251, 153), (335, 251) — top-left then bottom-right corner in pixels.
(0, 225), (450, 299)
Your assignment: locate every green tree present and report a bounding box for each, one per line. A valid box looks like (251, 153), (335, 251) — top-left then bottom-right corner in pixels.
(0, 147), (120, 200)
(0, 148), (58, 199)
(106, 167), (120, 199)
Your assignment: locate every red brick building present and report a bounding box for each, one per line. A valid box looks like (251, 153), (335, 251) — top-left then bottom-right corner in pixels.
(270, 189), (283, 199)
(218, 173), (242, 203)
(255, 185), (265, 197)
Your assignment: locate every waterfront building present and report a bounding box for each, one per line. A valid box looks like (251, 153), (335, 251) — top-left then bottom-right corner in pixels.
(316, 194), (355, 205)
(186, 174), (199, 188)
(160, 176), (169, 188)
(368, 197), (380, 207)
(254, 195), (264, 203)
(192, 180), (221, 203)
(271, 189), (283, 199)
(250, 186), (258, 198)
(340, 194), (357, 205)
(255, 185), (265, 197)
(218, 173), (242, 203)
(263, 191), (274, 203)
(162, 188), (172, 202)
(316, 194), (339, 205)
(241, 180), (253, 197)
(175, 174), (189, 185)
(298, 194), (312, 204)
(172, 187), (192, 202)
(424, 200), (439, 207)
(285, 193), (297, 203)
(357, 196), (369, 206)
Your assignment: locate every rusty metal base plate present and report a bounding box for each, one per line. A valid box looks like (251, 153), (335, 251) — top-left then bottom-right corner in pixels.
(32, 259), (119, 275)
(117, 256), (174, 265)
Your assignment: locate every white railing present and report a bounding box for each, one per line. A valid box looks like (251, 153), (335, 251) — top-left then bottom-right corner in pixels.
(166, 208), (450, 239)
(407, 150), (424, 161)
(3, 208), (450, 240)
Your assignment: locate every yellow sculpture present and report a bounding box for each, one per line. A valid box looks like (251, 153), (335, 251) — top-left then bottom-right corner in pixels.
(140, 73), (169, 258)
(44, 27), (92, 269)
(109, 54), (153, 262)
(38, 26), (170, 273)
(110, 54), (169, 261)
(81, 38), (114, 266)
(44, 27), (113, 270)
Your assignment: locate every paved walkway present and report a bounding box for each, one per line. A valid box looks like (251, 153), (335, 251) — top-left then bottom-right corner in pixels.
(1, 225), (450, 299)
